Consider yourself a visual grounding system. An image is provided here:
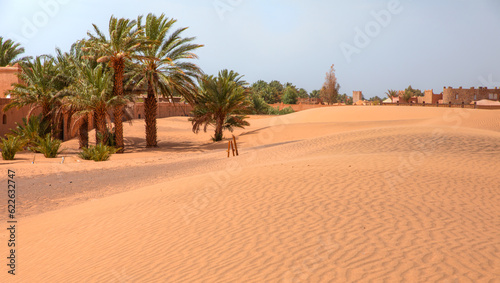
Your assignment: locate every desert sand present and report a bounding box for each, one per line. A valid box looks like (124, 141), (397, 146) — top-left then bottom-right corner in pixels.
(0, 106), (499, 282)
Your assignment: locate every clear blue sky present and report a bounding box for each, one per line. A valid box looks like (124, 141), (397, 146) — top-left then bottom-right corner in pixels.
(1, 0), (499, 98)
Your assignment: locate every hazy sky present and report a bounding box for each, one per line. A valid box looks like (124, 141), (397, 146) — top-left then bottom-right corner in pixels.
(1, 0), (499, 98)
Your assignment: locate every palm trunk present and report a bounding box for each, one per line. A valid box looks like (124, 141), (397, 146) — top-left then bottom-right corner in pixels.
(214, 116), (223, 141)
(42, 103), (53, 135)
(42, 104), (51, 122)
(78, 115), (89, 148)
(113, 59), (125, 153)
(95, 109), (107, 145)
(145, 80), (157, 147)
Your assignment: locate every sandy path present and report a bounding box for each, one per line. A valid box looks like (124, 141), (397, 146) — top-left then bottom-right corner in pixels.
(0, 106), (499, 282)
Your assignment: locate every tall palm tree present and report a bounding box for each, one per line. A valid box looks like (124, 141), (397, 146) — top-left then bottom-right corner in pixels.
(0, 37), (28, 66)
(385, 89), (398, 102)
(131, 13), (203, 147)
(66, 64), (127, 145)
(4, 55), (66, 130)
(87, 16), (147, 153)
(190, 70), (250, 141)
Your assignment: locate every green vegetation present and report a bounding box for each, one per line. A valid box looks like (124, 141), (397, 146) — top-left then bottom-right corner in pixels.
(78, 143), (118, 162)
(282, 86), (299, 104)
(0, 135), (25, 160)
(385, 89), (398, 102)
(267, 106), (294, 115)
(0, 37), (27, 66)
(403, 85), (424, 102)
(11, 115), (51, 152)
(35, 134), (62, 158)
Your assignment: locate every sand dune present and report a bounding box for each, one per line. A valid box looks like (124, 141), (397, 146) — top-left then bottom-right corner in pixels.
(0, 106), (499, 282)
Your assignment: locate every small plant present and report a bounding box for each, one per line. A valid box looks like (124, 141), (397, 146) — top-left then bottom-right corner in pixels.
(278, 106), (294, 115)
(96, 128), (116, 147)
(78, 143), (117, 162)
(267, 106), (294, 115)
(35, 134), (62, 158)
(0, 135), (26, 160)
(11, 114), (51, 151)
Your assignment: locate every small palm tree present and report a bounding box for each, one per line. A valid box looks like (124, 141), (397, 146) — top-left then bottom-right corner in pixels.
(385, 89), (398, 102)
(130, 13), (203, 147)
(0, 37), (28, 66)
(190, 70), (250, 142)
(87, 16), (148, 153)
(55, 40), (98, 148)
(11, 114), (51, 151)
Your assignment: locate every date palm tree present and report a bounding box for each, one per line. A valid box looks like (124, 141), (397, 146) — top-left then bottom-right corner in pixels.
(190, 70), (250, 141)
(66, 64), (128, 146)
(87, 16), (147, 152)
(55, 41), (96, 148)
(0, 37), (28, 66)
(4, 55), (67, 131)
(131, 13), (203, 147)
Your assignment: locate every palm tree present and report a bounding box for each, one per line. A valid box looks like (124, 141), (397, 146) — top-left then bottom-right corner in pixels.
(0, 37), (28, 66)
(385, 89), (398, 102)
(4, 55), (66, 131)
(66, 64), (127, 145)
(131, 13), (203, 147)
(55, 41), (95, 148)
(190, 70), (250, 141)
(87, 16), (147, 153)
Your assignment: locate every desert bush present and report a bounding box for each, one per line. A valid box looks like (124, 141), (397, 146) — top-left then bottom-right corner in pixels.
(278, 106), (295, 115)
(35, 134), (62, 158)
(11, 114), (51, 151)
(78, 143), (117, 162)
(267, 106), (294, 115)
(96, 128), (116, 147)
(0, 135), (26, 160)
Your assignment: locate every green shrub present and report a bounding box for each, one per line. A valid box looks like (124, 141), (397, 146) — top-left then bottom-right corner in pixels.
(267, 106), (295, 115)
(267, 106), (279, 115)
(78, 143), (117, 162)
(0, 135), (26, 160)
(11, 114), (51, 151)
(278, 106), (295, 115)
(35, 134), (62, 158)
(96, 128), (116, 147)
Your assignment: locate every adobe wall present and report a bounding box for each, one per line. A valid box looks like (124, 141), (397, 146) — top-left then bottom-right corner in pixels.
(442, 86), (500, 104)
(0, 65), (20, 98)
(131, 102), (193, 119)
(352, 91), (362, 104)
(419, 89), (442, 104)
(0, 98), (40, 137)
(269, 103), (341, 112)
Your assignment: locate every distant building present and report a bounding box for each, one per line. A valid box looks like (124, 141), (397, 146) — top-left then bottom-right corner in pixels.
(352, 91), (363, 104)
(442, 86), (500, 104)
(417, 89), (443, 104)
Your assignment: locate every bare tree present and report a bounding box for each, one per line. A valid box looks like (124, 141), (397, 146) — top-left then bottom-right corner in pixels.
(320, 64), (340, 105)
